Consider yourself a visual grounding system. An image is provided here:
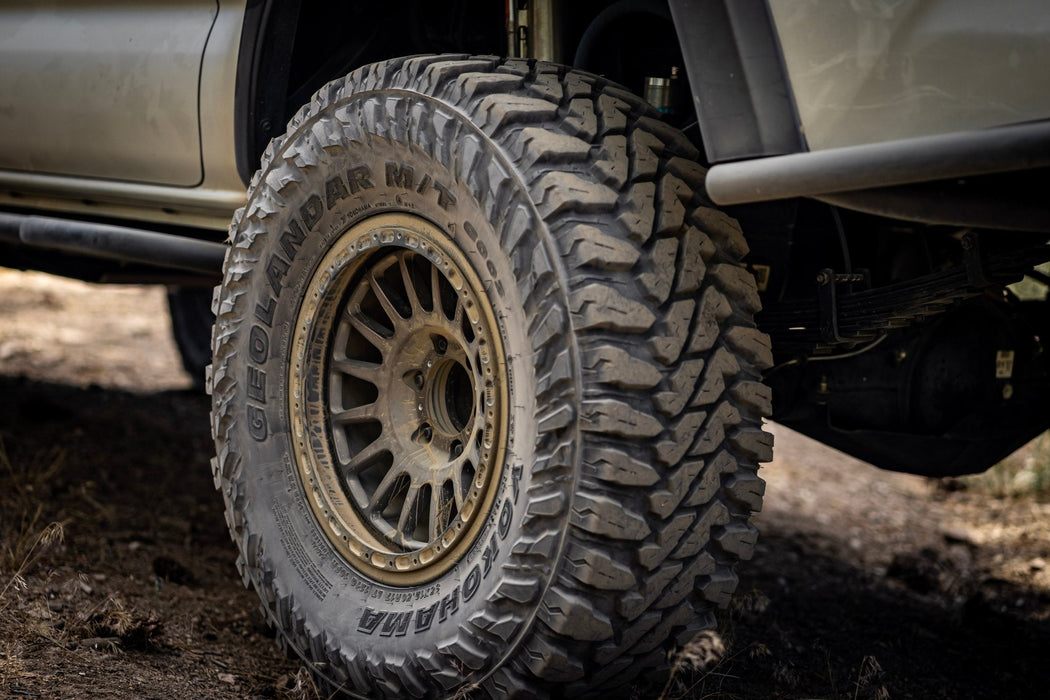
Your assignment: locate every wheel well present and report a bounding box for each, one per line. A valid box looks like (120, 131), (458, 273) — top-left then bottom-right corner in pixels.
(235, 0), (505, 184)
(234, 1), (691, 184)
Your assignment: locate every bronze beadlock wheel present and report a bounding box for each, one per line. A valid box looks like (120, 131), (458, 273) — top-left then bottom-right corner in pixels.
(290, 213), (507, 586)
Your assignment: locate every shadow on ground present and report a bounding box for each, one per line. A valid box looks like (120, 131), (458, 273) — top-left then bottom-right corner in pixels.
(0, 375), (303, 699)
(2, 374), (1049, 699)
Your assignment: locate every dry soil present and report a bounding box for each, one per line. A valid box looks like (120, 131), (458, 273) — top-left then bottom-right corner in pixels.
(0, 269), (1047, 699)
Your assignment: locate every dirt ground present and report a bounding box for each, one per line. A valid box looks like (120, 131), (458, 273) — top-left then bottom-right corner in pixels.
(1, 269), (1048, 699)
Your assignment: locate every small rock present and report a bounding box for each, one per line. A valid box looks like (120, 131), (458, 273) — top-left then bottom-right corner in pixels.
(218, 672), (236, 684)
(941, 525), (979, 547)
(1030, 557), (1046, 572)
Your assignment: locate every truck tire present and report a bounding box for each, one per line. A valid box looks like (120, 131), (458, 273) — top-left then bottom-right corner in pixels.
(167, 287), (214, 388)
(210, 55), (772, 698)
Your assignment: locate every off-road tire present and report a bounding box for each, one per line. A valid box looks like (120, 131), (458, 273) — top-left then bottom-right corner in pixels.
(210, 55), (772, 698)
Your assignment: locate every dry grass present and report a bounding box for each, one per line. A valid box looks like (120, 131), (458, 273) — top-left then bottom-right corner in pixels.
(852, 655), (889, 700)
(0, 440), (66, 570)
(69, 595), (164, 651)
(658, 630), (727, 700)
(0, 521), (64, 612)
(0, 441), (160, 658)
(274, 667), (324, 700)
(0, 439), (67, 613)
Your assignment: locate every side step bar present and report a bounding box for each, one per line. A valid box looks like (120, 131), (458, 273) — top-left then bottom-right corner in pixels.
(705, 120), (1050, 206)
(0, 212), (226, 276)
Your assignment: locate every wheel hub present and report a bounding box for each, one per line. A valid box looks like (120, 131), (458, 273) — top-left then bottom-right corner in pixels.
(288, 213), (507, 586)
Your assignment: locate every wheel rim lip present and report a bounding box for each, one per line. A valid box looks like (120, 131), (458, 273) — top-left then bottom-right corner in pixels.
(288, 212), (508, 586)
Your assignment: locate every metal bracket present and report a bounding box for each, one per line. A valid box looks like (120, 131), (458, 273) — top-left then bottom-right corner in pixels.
(962, 232), (999, 288)
(816, 268), (870, 344)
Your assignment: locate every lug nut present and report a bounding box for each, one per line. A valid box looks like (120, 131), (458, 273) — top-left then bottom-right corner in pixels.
(420, 424), (433, 442)
(451, 442), (463, 458)
(435, 337), (448, 354)
(413, 371), (425, 389)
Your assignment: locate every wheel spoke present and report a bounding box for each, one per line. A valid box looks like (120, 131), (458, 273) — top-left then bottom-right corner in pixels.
(396, 485), (422, 542)
(368, 270), (404, 326)
(346, 307), (391, 353)
(451, 293), (464, 326)
(368, 465), (407, 513)
(343, 435), (391, 475)
(450, 469), (466, 513)
(428, 485), (443, 542)
(331, 357), (382, 383)
(398, 254), (422, 315)
(468, 428), (484, 463)
(331, 403), (376, 425)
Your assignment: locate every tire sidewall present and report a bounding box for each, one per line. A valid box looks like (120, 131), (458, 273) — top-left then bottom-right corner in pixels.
(225, 90), (570, 674)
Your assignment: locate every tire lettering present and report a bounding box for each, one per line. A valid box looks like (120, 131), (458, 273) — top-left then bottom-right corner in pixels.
(462, 565), (481, 602)
(300, 194), (324, 230)
(433, 180), (457, 210)
(336, 569), (376, 597)
(416, 173), (432, 195)
(414, 583), (440, 599)
(357, 607), (385, 634)
(382, 161), (455, 211)
(254, 297), (276, 327)
(385, 162), (414, 189)
(463, 220), (478, 241)
(266, 254), (290, 295)
(247, 366), (266, 403)
(512, 463), (522, 504)
(247, 404), (267, 441)
(438, 586), (459, 622)
(498, 497), (512, 539)
(249, 324), (269, 363)
(279, 219), (307, 261)
(379, 611), (411, 637)
(347, 165), (375, 193)
(357, 532), (504, 634)
(482, 533), (499, 576)
(272, 497), (332, 600)
(414, 601), (438, 633)
(324, 174), (349, 209)
(345, 202), (374, 221)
